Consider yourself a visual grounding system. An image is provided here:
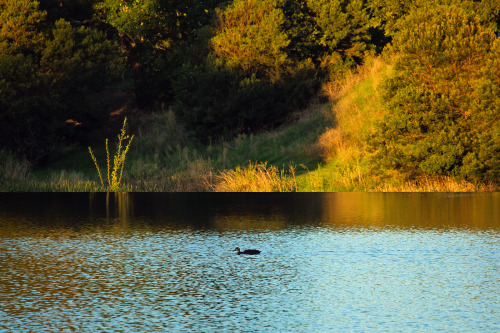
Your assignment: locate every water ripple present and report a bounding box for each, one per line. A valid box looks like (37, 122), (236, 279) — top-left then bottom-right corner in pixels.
(1, 193), (499, 332)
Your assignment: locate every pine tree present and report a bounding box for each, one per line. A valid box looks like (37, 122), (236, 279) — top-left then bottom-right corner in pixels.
(0, 0), (46, 55)
(369, 4), (499, 181)
(211, 0), (290, 80)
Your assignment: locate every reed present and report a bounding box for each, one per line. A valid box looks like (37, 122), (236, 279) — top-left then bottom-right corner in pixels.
(88, 117), (134, 191)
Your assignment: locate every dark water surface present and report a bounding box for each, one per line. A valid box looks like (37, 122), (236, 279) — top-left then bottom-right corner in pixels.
(1, 193), (499, 332)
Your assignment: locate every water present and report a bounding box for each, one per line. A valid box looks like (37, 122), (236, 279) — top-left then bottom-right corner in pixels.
(0, 193), (499, 332)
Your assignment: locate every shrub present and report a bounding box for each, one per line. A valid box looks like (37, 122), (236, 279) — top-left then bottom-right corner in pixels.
(369, 4), (500, 182)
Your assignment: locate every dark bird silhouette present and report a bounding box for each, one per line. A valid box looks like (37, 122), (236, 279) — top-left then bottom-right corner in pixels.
(234, 247), (261, 255)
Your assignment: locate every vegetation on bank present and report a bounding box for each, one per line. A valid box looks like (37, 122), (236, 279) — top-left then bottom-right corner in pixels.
(0, 0), (499, 191)
(1, 56), (496, 191)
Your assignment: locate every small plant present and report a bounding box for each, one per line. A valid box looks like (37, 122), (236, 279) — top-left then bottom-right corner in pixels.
(88, 117), (134, 191)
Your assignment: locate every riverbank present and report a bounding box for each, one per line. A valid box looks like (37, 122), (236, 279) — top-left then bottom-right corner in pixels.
(1, 58), (496, 192)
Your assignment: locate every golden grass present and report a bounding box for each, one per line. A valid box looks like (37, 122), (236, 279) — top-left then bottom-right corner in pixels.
(213, 162), (297, 192)
(300, 57), (392, 191)
(375, 175), (497, 192)
(321, 56), (390, 148)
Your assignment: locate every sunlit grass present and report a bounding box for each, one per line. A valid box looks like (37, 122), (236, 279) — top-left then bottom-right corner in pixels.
(213, 162), (297, 192)
(375, 175), (497, 192)
(293, 56), (390, 191)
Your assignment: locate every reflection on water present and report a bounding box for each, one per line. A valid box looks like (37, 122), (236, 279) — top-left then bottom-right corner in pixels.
(0, 193), (499, 332)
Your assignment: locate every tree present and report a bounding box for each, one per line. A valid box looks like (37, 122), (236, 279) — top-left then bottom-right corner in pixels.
(40, 18), (123, 125)
(281, 0), (322, 62)
(0, 0), (124, 161)
(369, 4), (499, 181)
(306, 0), (375, 61)
(41, 19), (122, 94)
(0, 0), (46, 55)
(95, 0), (225, 107)
(39, 0), (96, 22)
(368, 0), (500, 37)
(211, 0), (290, 80)
(0, 54), (58, 160)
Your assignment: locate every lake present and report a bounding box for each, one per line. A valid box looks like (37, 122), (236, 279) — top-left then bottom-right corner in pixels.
(0, 193), (499, 332)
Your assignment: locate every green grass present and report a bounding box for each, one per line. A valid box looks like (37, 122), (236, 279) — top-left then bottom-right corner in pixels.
(120, 101), (331, 191)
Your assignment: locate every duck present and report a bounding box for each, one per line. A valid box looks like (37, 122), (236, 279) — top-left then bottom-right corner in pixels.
(234, 247), (261, 255)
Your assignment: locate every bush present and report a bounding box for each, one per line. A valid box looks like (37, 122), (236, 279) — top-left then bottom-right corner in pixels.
(368, 4), (500, 181)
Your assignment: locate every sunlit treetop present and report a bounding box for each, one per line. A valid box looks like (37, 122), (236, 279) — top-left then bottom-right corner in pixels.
(211, 0), (290, 79)
(95, 0), (226, 50)
(0, 0), (47, 54)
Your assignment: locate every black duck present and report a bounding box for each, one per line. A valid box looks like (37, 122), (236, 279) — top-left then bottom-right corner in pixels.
(234, 247), (261, 255)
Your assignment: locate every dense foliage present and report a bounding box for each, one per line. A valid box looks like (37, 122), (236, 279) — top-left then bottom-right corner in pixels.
(369, 3), (499, 181)
(0, 0), (122, 161)
(0, 0), (498, 181)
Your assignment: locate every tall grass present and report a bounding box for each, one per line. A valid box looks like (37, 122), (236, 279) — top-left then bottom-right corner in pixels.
(375, 175), (496, 192)
(124, 101), (329, 191)
(133, 108), (187, 159)
(297, 56), (391, 191)
(214, 162), (297, 192)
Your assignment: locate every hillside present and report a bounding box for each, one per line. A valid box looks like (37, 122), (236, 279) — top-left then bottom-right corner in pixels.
(1, 56), (496, 191)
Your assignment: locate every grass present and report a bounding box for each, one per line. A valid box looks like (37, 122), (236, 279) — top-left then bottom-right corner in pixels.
(214, 162), (297, 192)
(1, 56), (497, 192)
(118, 101), (330, 191)
(295, 56), (390, 191)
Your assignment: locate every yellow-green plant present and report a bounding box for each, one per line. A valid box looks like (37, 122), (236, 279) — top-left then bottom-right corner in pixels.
(88, 117), (134, 191)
